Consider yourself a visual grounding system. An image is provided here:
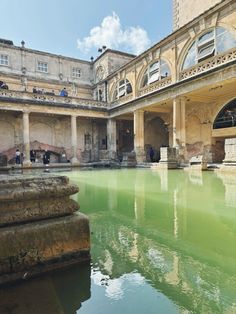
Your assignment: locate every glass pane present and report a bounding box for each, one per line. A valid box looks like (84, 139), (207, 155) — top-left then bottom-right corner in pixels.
(149, 62), (159, 74)
(182, 42), (197, 70)
(160, 61), (170, 78)
(198, 42), (215, 59)
(198, 31), (214, 45)
(142, 74), (148, 87)
(126, 83), (132, 94)
(149, 71), (159, 84)
(216, 27), (236, 53)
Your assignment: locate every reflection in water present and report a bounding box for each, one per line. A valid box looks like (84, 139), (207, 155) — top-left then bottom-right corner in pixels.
(0, 263), (91, 314)
(69, 169), (236, 314)
(1, 168), (236, 314)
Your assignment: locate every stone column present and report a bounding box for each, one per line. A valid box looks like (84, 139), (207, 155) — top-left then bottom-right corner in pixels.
(71, 115), (79, 165)
(22, 111), (31, 166)
(173, 97), (186, 148)
(107, 118), (117, 160)
(134, 109), (145, 163)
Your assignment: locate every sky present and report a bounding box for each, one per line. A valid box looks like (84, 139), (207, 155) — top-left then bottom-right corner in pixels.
(1, 0), (172, 61)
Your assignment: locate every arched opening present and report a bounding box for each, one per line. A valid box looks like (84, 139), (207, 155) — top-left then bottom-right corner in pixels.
(113, 79), (132, 101)
(144, 116), (169, 162)
(182, 27), (236, 70)
(213, 99), (236, 129)
(141, 59), (171, 87)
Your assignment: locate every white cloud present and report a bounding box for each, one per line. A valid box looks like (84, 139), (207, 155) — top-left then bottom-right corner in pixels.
(77, 12), (151, 55)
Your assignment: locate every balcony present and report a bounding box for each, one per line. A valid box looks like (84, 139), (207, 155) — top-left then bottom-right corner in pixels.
(179, 47), (236, 81)
(0, 89), (108, 110)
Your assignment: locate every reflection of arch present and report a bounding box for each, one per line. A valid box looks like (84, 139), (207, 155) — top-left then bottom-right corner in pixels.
(178, 26), (236, 73)
(0, 120), (15, 151)
(30, 122), (53, 145)
(213, 99), (236, 129)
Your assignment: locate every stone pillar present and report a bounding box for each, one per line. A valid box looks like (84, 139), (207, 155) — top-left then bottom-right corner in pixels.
(107, 118), (117, 160)
(134, 110), (145, 163)
(173, 97), (186, 148)
(22, 111), (31, 166)
(223, 138), (236, 166)
(71, 115), (79, 165)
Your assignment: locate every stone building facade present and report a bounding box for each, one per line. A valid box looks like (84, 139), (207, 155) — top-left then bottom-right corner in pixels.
(0, 0), (235, 166)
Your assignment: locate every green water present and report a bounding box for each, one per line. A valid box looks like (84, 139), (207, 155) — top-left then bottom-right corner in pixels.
(0, 168), (236, 314)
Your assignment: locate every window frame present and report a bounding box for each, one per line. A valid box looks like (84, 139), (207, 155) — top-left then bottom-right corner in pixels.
(114, 79), (132, 100)
(0, 54), (9, 66)
(37, 61), (48, 73)
(72, 67), (81, 78)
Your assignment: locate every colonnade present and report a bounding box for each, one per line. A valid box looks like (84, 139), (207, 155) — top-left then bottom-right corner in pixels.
(21, 96), (186, 166)
(21, 112), (79, 166)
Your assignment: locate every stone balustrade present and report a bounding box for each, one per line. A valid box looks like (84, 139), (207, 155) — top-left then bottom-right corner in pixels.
(138, 76), (172, 97)
(180, 47), (236, 81)
(0, 89), (108, 109)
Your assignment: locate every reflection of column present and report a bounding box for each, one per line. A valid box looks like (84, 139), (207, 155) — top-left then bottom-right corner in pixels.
(71, 115), (79, 165)
(23, 111), (31, 166)
(173, 97), (186, 148)
(134, 172), (145, 222)
(107, 118), (117, 160)
(107, 173), (118, 211)
(173, 189), (178, 239)
(134, 109), (145, 163)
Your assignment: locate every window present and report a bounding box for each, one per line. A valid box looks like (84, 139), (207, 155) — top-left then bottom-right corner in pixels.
(142, 60), (170, 87)
(113, 79), (132, 100)
(37, 61), (48, 73)
(182, 27), (236, 70)
(0, 54), (8, 66)
(72, 67), (81, 78)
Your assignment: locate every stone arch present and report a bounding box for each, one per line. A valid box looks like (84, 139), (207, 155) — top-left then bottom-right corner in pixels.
(177, 25), (236, 76)
(30, 122), (53, 145)
(144, 115), (169, 161)
(137, 58), (172, 90)
(213, 98), (236, 129)
(0, 119), (15, 152)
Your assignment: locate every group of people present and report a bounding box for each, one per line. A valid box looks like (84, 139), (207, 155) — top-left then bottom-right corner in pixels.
(32, 86), (68, 97)
(0, 81), (9, 90)
(33, 87), (55, 95)
(15, 149), (51, 165)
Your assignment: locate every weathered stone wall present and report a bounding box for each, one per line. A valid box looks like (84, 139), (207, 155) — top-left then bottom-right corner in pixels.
(173, 0), (222, 30)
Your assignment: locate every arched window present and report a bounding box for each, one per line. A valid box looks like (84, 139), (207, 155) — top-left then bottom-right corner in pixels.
(113, 79), (132, 100)
(213, 99), (236, 129)
(182, 27), (236, 70)
(142, 60), (171, 87)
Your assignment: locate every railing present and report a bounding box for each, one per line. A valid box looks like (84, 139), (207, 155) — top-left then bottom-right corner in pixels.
(110, 94), (133, 108)
(0, 89), (108, 109)
(137, 76), (172, 97)
(179, 47), (236, 81)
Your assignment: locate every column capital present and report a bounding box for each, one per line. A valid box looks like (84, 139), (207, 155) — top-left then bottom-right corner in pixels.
(22, 110), (31, 115)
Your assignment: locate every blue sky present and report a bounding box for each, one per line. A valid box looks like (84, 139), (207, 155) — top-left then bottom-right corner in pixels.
(1, 0), (172, 61)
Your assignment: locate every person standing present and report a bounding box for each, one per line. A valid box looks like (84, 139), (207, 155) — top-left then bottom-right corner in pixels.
(15, 149), (21, 164)
(43, 149), (51, 165)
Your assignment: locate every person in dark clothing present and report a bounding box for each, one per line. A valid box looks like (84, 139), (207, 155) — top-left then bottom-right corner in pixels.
(149, 146), (155, 162)
(30, 149), (36, 162)
(15, 149), (21, 164)
(43, 150), (50, 165)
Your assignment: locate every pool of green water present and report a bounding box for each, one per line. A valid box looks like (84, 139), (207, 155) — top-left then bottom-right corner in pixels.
(0, 168), (236, 314)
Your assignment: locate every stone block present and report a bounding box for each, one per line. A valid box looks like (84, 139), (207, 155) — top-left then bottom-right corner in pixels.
(0, 213), (90, 284)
